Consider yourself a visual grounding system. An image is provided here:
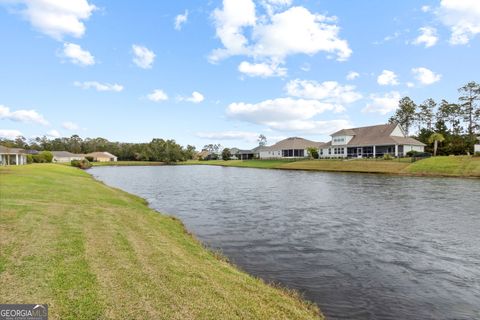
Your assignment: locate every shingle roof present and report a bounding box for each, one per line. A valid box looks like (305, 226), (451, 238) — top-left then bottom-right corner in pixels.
(265, 137), (325, 151)
(0, 145), (25, 154)
(86, 152), (117, 158)
(52, 151), (80, 158)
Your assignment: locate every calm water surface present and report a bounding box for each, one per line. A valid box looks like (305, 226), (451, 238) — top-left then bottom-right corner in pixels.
(90, 166), (480, 320)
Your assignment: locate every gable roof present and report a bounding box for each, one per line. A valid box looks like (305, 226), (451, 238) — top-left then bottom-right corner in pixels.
(86, 151), (117, 158)
(264, 137), (324, 151)
(52, 151), (80, 158)
(329, 123), (425, 146)
(0, 145), (25, 154)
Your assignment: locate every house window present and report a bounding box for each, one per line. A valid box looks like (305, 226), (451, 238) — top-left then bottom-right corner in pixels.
(328, 148), (331, 155)
(320, 149), (323, 155)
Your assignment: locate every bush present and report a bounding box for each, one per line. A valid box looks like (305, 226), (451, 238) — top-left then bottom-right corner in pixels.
(406, 150), (420, 157)
(222, 148), (231, 161)
(383, 154), (393, 160)
(71, 159), (92, 169)
(413, 152), (432, 158)
(26, 154), (33, 164)
(40, 151), (53, 163)
(85, 156), (94, 162)
(32, 154), (46, 163)
(474, 152), (480, 157)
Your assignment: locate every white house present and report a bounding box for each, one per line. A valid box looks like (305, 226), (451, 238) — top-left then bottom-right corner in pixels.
(318, 123), (425, 158)
(0, 145), (27, 165)
(52, 151), (85, 163)
(259, 137), (323, 159)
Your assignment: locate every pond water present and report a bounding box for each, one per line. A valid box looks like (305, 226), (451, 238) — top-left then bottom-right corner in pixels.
(90, 165), (480, 320)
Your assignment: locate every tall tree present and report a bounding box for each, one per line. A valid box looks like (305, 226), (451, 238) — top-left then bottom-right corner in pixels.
(389, 96), (416, 135)
(458, 81), (480, 137)
(257, 134), (267, 147)
(417, 98), (436, 130)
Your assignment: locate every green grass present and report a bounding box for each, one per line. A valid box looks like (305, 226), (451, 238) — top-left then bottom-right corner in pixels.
(0, 164), (321, 320)
(91, 161), (165, 166)
(182, 156), (480, 177)
(406, 156), (480, 177)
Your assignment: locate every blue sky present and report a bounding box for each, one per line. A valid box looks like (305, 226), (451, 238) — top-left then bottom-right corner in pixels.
(0, 0), (479, 149)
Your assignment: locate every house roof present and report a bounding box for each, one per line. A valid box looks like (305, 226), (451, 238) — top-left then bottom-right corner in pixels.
(86, 151), (117, 158)
(327, 123), (425, 147)
(264, 137), (324, 151)
(0, 145), (25, 154)
(52, 151), (80, 158)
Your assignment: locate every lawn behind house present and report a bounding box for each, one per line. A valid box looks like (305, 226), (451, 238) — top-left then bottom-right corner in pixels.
(0, 164), (321, 320)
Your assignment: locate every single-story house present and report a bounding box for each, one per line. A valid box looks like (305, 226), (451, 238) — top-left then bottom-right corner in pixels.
(259, 137), (323, 159)
(318, 123), (425, 158)
(86, 152), (117, 162)
(231, 146), (264, 160)
(52, 151), (85, 163)
(0, 145), (27, 165)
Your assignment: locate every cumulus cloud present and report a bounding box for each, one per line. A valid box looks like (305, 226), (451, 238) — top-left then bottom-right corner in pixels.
(210, 0), (351, 67)
(196, 131), (259, 142)
(62, 121), (79, 130)
(3, 0), (96, 40)
(132, 44), (155, 69)
(421, 5), (431, 12)
(0, 129), (22, 139)
(74, 81), (124, 92)
(346, 71), (359, 80)
(174, 10), (188, 30)
(46, 129), (60, 138)
(147, 89), (168, 102)
(285, 79), (362, 104)
(179, 91), (205, 103)
(437, 0), (480, 45)
(412, 67), (441, 85)
(0, 105), (49, 125)
(362, 91), (401, 115)
(62, 42), (95, 66)
(413, 27), (438, 48)
(377, 70), (399, 86)
(238, 61), (286, 77)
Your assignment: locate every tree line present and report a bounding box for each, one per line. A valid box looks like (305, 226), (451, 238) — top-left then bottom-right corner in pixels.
(0, 135), (197, 163)
(389, 81), (480, 155)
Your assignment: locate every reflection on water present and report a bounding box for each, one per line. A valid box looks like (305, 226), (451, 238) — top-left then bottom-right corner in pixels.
(90, 165), (480, 320)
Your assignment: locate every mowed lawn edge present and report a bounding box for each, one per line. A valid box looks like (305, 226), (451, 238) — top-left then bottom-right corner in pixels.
(179, 156), (480, 178)
(0, 164), (322, 320)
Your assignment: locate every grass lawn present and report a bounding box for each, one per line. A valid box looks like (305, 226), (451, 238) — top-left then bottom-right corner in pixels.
(278, 159), (411, 174)
(0, 164), (321, 320)
(91, 161), (165, 166)
(406, 156), (480, 177)
(182, 159), (296, 168)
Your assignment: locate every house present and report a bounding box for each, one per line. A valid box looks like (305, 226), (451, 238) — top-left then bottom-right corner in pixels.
(86, 151), (118, 162)
(475, 137), (480, 153)
(259, 137), (323, 159)
(52, 151), (85, 163)
(232, 146), (264, 160)
(318, 123), (425, 158)
(0, 145), (27, 165)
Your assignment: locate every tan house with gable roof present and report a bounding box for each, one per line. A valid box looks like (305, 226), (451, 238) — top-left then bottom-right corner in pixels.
(86, 152), (118, 162)
(319, 123), (425, 158)
(259, 137), (324, 159)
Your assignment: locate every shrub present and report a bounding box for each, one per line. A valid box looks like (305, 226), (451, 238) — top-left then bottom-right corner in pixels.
(406, 150), (420, 157)
(26, 154), (33, 164)
(85, 156), (94, 162)
(40, 151), (53, 163)
(474, 152), (480, 157)
(413, 152), (432, 158)
(32, 154), (46, 163)
(383, 154), (393, 160)
(71, 159), (92, 169)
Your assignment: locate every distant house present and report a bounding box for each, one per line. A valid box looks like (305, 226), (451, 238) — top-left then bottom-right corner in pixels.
(259, 137), (323, 159)
(475, 137), (480, 153)
(318, 123), (425, 158)
(232, 146), (264, 160)
(52, 151), (85, 163)
(0, 145), (27, 165)
(86, 152), (118, 162)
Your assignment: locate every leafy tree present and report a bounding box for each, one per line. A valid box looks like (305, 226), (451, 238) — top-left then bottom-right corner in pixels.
(428, 133), (445, 156)
(257, 134), (267, 147)
(222, 148), (232, 161)
(417, 98), (436, 130)
(389, 96), (416, 135)
(306, 147), (319, 159)
(458, 81), (480, 137)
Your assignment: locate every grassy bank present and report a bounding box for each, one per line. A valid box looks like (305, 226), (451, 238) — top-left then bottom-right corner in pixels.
(91, 161), (165, 166)
(0, 164), (321, 319)
(182, 156), (480, 177)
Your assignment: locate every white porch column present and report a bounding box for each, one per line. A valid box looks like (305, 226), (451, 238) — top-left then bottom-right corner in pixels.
(15, 154), (19, 165)
(373, 145), (376, 158)
(394, 145), (398, 157)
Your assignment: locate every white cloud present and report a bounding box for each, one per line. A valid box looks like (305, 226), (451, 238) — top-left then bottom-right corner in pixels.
(62, 42), (95, 66)
(147, 89), (168, 102)
(174, 10), (188, 30)
(62, 121), (79, 130)
(74, 81), (124, 92)
(0, 105), (49, 125)
(179, 91), (205, 103)
(421, 5), (431, 12)
(413, 27), (438, 48)
(412, 67), (441, 85)
(377, 70), (399, 86)
(0, 129), (23, 139)
(46, 129), (60, 138)
(406, 82), (415, 88)
(210, 1), (351, 64)
(362, 91), (402, 115)
(346, 71), (359, 80)
(196, 131), (259, 142)
(238, 61), (286, 77)
(437, 0), (480, 45)
(132, 44), (155, 69)
(285, 79), (362, 104)
(4, 0), (96, 40)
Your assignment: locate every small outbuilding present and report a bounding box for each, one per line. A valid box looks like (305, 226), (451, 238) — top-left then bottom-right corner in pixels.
(0, 145), (27, 165)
